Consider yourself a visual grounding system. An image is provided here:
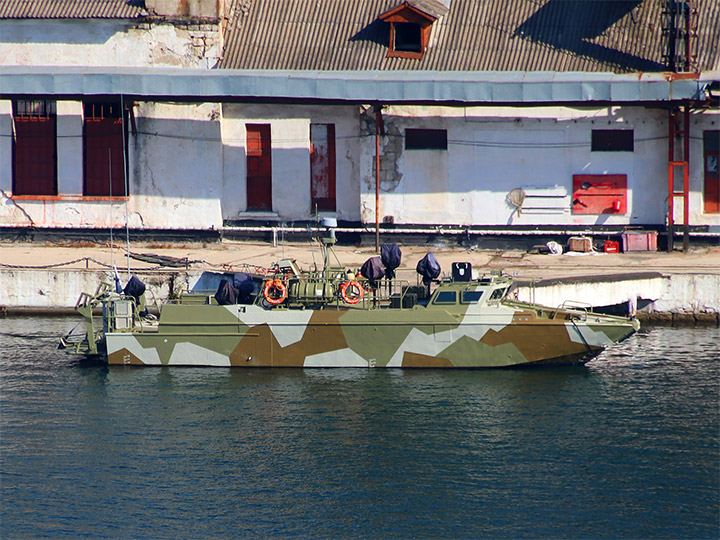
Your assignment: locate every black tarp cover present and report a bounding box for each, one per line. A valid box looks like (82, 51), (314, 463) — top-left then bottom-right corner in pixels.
(123, 275), (146, 302)
(381, 244), (402, 279)
(233, 272), (255, 303)
(416, 253), (441, 285)
(215, 279), (239, 306)
(360, 256), (385, 287)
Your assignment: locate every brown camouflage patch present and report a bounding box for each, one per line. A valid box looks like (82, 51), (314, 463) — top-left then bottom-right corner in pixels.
(480, 312), (597, 361)
(231, 310), (349, 367)
(108, 347), (145, 366)
(402, 351), (453, 368)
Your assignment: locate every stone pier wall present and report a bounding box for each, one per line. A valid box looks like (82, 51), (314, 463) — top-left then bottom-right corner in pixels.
(1, 269), (719, 327)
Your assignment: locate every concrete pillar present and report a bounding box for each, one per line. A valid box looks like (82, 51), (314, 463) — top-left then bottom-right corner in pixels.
(56, 101), (83, 195)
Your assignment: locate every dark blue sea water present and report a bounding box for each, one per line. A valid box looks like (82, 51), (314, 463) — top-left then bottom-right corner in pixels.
(1, 317), (718, 539)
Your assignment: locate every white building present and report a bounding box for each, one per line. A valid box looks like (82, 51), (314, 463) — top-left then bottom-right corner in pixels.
(1, 0), (718, 245)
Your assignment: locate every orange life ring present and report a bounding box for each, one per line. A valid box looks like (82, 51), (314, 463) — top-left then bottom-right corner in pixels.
(263, 279), (287, 305)
(340, 280), (364, 304)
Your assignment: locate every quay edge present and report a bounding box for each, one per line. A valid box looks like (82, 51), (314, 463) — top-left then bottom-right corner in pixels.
(1, 267), (719, 327)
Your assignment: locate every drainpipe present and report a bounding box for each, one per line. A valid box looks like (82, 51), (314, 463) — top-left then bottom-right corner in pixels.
(374, 104), (385, 253)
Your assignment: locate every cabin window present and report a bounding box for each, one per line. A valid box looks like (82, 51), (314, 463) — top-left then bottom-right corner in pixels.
(591, 130), (634, 152)
(461, 290), (483, 303)
(433, 291), (457, 304)
(405, 129), (447, 150)
(488, 288), (507, 301)
(12, 100), (57, 196)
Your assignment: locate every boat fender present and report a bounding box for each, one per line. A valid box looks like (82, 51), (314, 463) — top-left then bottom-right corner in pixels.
(263, 279), (287, 305)
(340, 280), (364, 304)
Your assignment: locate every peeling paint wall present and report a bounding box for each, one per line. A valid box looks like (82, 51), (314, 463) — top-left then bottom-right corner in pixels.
(0, 19), (222, 69)
(358, 104), (720, 228)
(129, 102), (224, 229)
(0, 100), (223, 230)
(0, 16), (225, 231)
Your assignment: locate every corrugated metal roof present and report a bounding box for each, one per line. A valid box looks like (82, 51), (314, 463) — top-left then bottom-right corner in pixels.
(219, 0), (720, 73)
(0, 0), (145, 19)
(0, 66), (714, 104)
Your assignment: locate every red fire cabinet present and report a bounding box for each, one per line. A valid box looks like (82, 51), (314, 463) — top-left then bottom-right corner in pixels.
(572, 174), (627, 214)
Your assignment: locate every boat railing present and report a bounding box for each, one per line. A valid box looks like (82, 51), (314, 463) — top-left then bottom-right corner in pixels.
(555, 300), (593, 321)
(337, 278), (417, 309)
(176, 276), (424, 310)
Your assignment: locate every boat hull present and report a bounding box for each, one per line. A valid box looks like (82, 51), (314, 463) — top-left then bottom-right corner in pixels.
(105, 304), (638, 368)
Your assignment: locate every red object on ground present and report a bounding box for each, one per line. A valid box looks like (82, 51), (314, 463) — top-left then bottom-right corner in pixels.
(622, 232), (658, 252)
(604, 240), (620, 253)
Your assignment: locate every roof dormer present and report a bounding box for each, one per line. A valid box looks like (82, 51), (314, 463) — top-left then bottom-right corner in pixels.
(379, 1), (450, 60)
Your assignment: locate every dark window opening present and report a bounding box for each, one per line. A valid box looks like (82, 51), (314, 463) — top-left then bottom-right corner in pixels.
(12, 100), (57, 196)
(310, 123), (336, 212)
(394, 23), (421, 53)
(83, 99), (126, 196)
(591, 130), (634, 152)
(246, 124), (272, 211)
(433, 291), (457, 304)
(405, 128), (447, 150)
(461, 290), (484, 303)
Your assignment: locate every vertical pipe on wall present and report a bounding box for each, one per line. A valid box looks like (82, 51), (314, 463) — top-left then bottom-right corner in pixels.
(667, 109), (675, 252)
(683, 104), (690, 252)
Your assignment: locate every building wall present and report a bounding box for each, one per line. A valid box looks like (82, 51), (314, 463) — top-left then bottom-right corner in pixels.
(128, 102), (224, 229)
(221, 104), (362, 222)
(0, 17), (226, 230)
(0, 99), (224, 230)
(359, 104), (720, 228)
(2, 99), (718, 230)
(0, 19), (222, 68)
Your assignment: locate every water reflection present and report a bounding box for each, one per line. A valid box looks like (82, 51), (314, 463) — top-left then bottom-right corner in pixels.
(1, 318), (718, 539)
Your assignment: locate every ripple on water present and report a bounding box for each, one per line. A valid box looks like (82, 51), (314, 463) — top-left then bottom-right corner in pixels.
(1, 318), (718, 539)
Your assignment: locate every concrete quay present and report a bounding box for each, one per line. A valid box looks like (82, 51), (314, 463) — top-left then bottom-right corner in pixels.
(1, 240), (719, 326)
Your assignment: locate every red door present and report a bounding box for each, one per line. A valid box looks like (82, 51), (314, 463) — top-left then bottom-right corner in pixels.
(84, 102), (125, 196)
(704, 131), (719, 214)
(310, 123), (336, 212)
(12, 102), (57, 196)
(246, 124), (272, 211)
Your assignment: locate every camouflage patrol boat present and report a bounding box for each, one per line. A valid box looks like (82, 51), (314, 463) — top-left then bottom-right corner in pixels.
(61, 229), (638, 368)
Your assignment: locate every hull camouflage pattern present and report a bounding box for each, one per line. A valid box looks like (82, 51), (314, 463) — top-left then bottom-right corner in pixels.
(61, 259), (639, 369)
(105, 300), (636, 368)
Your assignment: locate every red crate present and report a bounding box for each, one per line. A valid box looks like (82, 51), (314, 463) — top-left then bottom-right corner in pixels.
(621, 232), (658, 252)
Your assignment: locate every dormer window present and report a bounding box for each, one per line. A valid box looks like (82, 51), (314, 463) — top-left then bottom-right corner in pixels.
(379, 1), (449, 60)
(394, 22), (422, 53)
